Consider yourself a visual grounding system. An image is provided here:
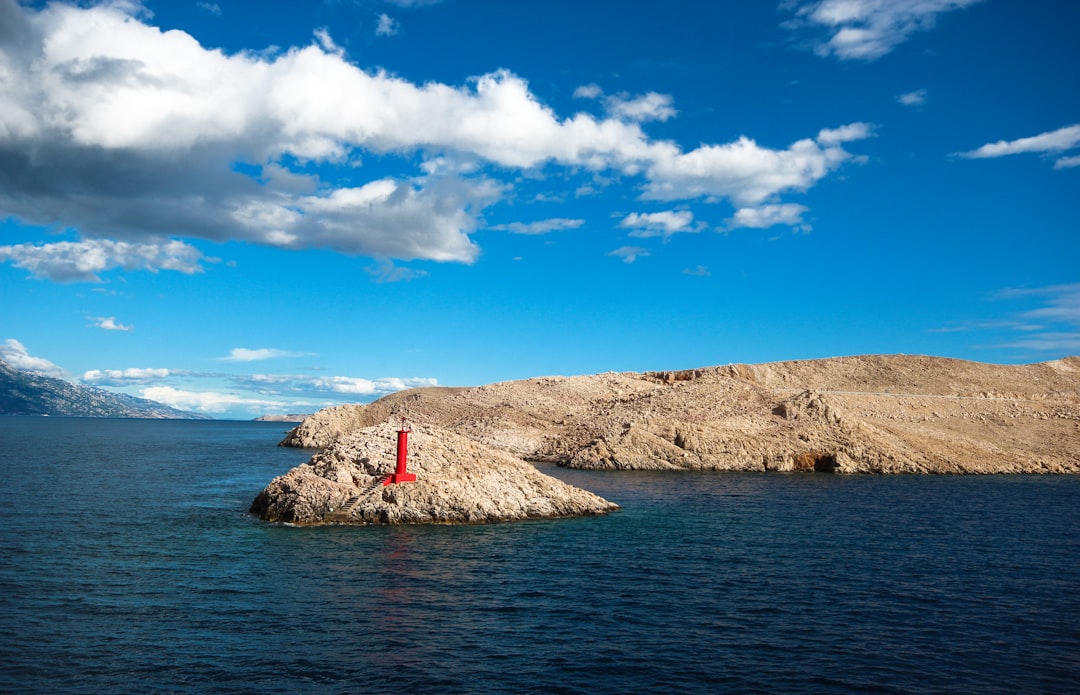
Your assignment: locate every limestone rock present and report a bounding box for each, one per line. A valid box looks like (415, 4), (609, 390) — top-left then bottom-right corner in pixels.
(251, 422), (619, 525)
(279, 355), (1080, 475)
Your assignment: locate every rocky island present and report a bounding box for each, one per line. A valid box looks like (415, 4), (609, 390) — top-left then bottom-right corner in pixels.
(252, 355), (1080, 526)
(278, 355), (1080, 475)
(250, 422), (618, 525)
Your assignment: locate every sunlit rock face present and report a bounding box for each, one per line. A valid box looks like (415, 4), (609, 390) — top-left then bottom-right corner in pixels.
(278, 356), (1080, 476)
(251, 422), (619, 525)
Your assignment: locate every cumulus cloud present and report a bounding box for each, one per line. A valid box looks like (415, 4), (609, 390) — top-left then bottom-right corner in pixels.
(957, 124), (1080, 169)
(0, 1), (870, 280)
(0, 239), (206, 282)
(619, 210), (696, 238)
(221, 347), (313, 362)
(728, 203), (810, 230)
(605, 92), (677, 123)
(0, 338), (66, 377)
(784, 0), (983, 60)
(573, 83), (677, 123)
(91, 316), (132, 332)
(642, 125), (871, 205)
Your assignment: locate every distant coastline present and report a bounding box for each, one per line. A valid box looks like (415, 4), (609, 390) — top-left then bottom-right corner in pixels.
(253, 414), (311, 423)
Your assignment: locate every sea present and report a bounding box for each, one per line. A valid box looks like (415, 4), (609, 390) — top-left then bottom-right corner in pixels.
(1, 417), (1078, 694)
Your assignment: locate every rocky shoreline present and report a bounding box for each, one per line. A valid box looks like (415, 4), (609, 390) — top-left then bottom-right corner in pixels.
(251, 355), (1080, 526)
(250, 422), (618, 526)
(278, 355), (1080, 475)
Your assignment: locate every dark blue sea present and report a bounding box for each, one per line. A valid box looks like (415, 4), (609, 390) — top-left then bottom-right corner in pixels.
(1, 417), (1078, 694)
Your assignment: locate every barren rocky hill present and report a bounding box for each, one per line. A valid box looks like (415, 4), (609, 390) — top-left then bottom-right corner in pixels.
(281, 355), (1080, 474)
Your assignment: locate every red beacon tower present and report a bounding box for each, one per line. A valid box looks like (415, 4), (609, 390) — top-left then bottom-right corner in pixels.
(383, 418), (417, 485)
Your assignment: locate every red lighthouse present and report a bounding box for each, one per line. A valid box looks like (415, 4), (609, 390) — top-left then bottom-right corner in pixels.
(383, 419), (417, 485)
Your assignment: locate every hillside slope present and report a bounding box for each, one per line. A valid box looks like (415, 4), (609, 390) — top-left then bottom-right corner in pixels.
(0, 360), (209, 419)
(281, 355), (1080, 474)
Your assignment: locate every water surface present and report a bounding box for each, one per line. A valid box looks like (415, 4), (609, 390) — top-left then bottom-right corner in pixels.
(1, 417), (1077, 693)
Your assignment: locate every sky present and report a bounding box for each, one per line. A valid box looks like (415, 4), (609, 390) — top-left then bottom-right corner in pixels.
(1, 0), (1077, 419)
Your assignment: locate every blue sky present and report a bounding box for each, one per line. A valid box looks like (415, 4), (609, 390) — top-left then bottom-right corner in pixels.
(1, 0), (1077, 419)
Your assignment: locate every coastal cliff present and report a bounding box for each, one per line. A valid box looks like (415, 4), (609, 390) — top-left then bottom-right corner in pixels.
(280, 355), (1080, 474)
(251, 422), (618, 525)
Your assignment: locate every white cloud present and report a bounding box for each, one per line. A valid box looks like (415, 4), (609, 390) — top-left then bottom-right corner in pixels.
(619, 210), (696, 238)
(376, 13), (399, 36)
(91, 316), (133, 332)
(140, 385), (298, 415)
(572, 84), (676, 123)
(1001, 283), (1080, 327)
(682, 265), (710, 277)
(896, 89), (927, 107)
(728, 203), (810, 230)
(196, 2), (221, 17)
(221, 347), (312, 362)
(608, 246), (650, 264)
(0, 239), (206, 282)
(0, 1), (870, 280)
(490, 218), (585, 235)
(83, 367), (171, 384)
(573, 83), (603, 100)
(642, 125), (871, 205)
(784, 0), (983, 60)
(0, 338), (67, 378)
(939, 283), (1080, 355)
(958, 124), (1080, 168)
(605, 92), (677, 123)
(312, 375), (438, 395)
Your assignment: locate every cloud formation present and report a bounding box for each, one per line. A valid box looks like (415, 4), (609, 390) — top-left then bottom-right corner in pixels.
(489, 218), (585, 235)
(140, 385), (300, 414)
(935, 284), (1080, 354)
(83, 367), (172, 384)
(0, 239), (206, 282)
(0, 0), (870, 282)
(221, 347), (313, 362)
(0, 338), (66, 377)
(619, 210), (696, 238)
(896, 89), (927, 107)
(608, 246), (650, 264)
(91, 316), (133, 332)
(784, 0), (983, 60)
(958, 124), (1080, 169)
(728, 203), (810, 230)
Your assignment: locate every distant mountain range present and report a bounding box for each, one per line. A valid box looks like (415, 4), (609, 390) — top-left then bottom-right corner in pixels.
(0, 359), (210, 419)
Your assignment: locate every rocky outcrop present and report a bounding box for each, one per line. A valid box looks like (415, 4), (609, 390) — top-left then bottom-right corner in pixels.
(251, 422), (619, 525)
(279, 355), (1080, 475)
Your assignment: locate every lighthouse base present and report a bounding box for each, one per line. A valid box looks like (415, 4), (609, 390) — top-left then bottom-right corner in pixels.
(383, 472), (417, 486)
